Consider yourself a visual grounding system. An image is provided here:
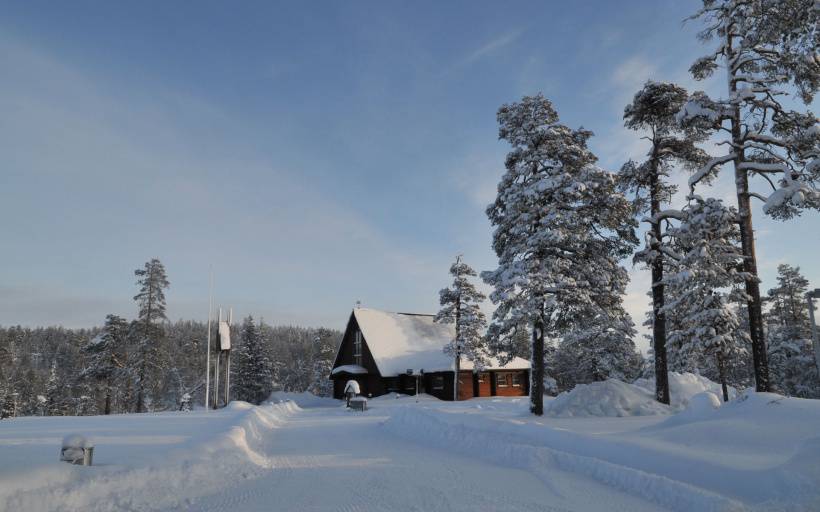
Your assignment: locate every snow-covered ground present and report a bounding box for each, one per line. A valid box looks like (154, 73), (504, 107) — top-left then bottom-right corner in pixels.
(0, 390), (818, 511)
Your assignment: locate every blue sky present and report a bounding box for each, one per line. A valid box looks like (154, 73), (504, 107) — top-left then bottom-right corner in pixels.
(1, 1), (817, 350)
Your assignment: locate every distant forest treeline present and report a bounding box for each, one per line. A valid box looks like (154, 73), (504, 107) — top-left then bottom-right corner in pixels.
(0, 320), (341, 418)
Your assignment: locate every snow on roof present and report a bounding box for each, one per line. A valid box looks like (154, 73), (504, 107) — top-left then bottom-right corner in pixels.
(352, 308), (530, 377)
(331, 364), (368, 375)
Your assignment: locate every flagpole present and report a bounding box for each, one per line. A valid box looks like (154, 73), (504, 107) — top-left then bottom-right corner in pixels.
(205, 267), (213, 410)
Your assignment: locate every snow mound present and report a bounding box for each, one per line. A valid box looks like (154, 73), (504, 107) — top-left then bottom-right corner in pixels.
(634, 372), (732, 411)
(546, 379), (671, 418)
(266, 391), (338, 408)
(61, 434), (93, 448)
(659, 392), (722, 428)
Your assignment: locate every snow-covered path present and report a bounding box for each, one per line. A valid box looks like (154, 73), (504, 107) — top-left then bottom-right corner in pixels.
(182, 404), (665, 512)
(2, 392), (819, 511)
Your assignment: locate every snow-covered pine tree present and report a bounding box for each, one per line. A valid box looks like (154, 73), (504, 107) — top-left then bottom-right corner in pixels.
(132, 258), (170, 413)
(44, 360), (66, 416)
(765, 264), (819, 397)
(618, 80), (709, 404)
(663, 196), (750, 401)
(82, 314), (128, 415)
(483, 94), (639, 415)
(233, 316), (273, 404)
(555, 318), (644, 388)
(308, 328), (337, 397)
(681, 0), (820, 392)
(435, 255), (487, 401)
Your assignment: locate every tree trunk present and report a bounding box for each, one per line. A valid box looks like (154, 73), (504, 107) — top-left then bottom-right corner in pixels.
(530, 318), (545, 415)
(454, 295), (461, 402)
(716, 351), (729, 402)
(104, 375), (112, 415)
(649, 160), (670, 405)
(727, 32), (770, 392)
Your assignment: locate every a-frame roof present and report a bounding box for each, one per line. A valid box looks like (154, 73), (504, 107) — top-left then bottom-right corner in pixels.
(341, 307), (530, 377)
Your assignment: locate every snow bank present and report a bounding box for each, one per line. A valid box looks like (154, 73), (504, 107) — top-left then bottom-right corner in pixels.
(546, 379), (671, 417)
(266, 391), (338, 408)
(545, 373), (734, 418)
(634, 372), (733, 411)
(0, 401), (302, 511)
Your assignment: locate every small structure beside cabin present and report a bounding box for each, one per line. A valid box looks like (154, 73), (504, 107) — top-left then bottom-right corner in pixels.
(330, 308), (530, 401)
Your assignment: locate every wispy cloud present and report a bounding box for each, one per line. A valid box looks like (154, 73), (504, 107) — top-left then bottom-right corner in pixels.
(461, 28), (525, 66)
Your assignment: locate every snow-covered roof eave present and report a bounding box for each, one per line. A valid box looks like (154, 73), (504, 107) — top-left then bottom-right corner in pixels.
(331, 364), (368, 376)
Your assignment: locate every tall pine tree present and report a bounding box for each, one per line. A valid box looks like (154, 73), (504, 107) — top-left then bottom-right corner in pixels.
(618, 80), (709, 404)
(434, 256), (487, 401)
(483, 94), (639, 415)
(133, 258), (170, 413)
(681, 0), (820, 391)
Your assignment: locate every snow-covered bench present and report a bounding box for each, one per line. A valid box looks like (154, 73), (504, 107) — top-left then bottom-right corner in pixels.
(349, 396), (367, 411)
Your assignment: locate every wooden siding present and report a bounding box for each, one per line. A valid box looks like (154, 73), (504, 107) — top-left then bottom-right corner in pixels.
(457, 371), (475, 400)
(493, 371), (527, 397)
(476, 372), (491, 397)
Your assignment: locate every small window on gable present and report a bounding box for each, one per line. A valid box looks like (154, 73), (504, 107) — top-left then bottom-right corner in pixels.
(353, 330), (362, 366)
(432, 376), (444, 390)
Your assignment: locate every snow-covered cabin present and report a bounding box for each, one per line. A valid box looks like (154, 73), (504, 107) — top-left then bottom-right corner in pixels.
(330, 308), (530, 401)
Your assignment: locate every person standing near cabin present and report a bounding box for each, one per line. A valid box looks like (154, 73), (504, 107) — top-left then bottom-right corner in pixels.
(344, 380), (360, 407)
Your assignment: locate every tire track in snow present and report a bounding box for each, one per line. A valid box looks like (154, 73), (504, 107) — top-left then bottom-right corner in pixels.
(381, 406), (745, 512)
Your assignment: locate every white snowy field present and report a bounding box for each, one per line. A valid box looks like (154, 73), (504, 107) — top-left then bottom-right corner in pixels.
(0, 391), (819, 512)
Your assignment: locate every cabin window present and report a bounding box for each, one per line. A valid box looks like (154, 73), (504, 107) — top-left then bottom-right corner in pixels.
(511, 373), (521, 387)
(353, 330), (362, 366)
(432, 376), (444, 390)
(497, 373), (510, 388)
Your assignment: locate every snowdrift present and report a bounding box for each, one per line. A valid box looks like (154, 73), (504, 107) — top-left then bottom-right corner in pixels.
(546, 373), (733, 418)
(634, 372), (735, 411)
(546, 379), (670, 417)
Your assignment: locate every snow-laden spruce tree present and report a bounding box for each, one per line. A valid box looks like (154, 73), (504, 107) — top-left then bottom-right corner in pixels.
(618, 80), (709, 404)
(435, 255), (487, 401)
(82, 314), (128, 415)
(483, 94), (639, 415)
(664, 196), (750, 401)
(555, 318), (644, 388)
(765, 264), (819, 397)
(132, 258), (170, 413)
(308, 328), (337, 397)
(680, 0), (820, 391)
(233, 316), (274, 404)
(44, 360), (66, 416)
